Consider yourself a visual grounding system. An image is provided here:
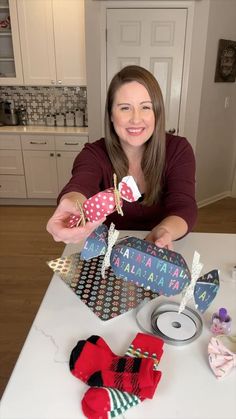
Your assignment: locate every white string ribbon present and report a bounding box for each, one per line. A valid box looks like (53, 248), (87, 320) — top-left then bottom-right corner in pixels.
(101, 223), (119, 279)
(178, 251), (203, 314)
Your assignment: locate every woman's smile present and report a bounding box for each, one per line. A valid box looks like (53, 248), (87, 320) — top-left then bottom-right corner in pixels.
(126, 127), (145, 135)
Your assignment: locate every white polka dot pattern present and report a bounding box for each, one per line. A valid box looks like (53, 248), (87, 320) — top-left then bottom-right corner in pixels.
(119, 182), (135, 202)
(66, 214), (82, 228)
(66, 176), (139, 227)
(84, 191), (117, 221)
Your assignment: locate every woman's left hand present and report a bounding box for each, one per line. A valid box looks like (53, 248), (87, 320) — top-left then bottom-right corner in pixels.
(145, 226), (174, 250)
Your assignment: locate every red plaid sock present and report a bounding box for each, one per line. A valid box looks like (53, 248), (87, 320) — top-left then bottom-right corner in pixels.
(81, 333), (164, 417)
(125, 333), (164, 370)
(69, 340), (157, 395)
(87, 362), (161, 399)
(87, 335), (114, 356)
(86, 333), (163, 370)
(87, 333), (163, 363)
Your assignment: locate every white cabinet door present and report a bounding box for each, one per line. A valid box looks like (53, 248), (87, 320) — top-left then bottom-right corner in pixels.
(0, 149), (24, 175)
(0, 0), (23, 85)
(0, 175), (26, 198)
(17, 0), (56, 85)
(107, 8), (187, 134)
(0, 133), (26, 197)
(55, 135), (87, 191)
(0, 133), (21, 149)
(53, 0), (86, 86)
(23, 150), (58, 198)
(17, 0), (86, 86)
(56, 151), (77, 192)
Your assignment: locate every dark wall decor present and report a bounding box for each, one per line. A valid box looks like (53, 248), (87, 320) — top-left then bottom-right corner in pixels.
(215, 39), (236, 82)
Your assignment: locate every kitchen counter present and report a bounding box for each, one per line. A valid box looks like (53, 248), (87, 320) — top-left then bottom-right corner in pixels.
(0, 232), (236, 419)
(0, 125), (88, 136)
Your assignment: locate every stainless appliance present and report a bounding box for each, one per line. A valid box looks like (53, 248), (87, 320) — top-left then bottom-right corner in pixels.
(0, 101), (5, 125)
(18, 106), (28, 125)
(0, 101), (19, 125)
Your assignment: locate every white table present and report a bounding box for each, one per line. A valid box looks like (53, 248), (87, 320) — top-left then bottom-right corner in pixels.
(1, 233), (236, 419)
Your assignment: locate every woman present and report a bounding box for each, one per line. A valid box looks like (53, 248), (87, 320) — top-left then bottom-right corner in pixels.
(47, 65), (197, 249)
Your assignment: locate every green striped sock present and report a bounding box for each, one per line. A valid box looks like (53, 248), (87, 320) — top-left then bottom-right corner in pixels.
(125, 343), (160, 370)
(82, 387), (142, 419)
(108, 388), (141, 418)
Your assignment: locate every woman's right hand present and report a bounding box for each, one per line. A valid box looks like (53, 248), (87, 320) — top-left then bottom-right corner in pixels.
(46, 193), (106, 244)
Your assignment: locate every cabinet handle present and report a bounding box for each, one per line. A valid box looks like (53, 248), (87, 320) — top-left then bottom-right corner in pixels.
(58, 80), (62, 84)
(51, 80), (56, 84)
(65, 142), (79, 146)
(30, 141), (47, 145)
(57, 153), (61, 157)
(50, 153), (54, 157)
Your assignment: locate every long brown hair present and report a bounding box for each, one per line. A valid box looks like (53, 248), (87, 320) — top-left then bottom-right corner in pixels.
(105, 65), (166, 206)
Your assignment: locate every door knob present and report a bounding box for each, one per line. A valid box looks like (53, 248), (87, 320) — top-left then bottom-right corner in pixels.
(168, 128), (176, 134)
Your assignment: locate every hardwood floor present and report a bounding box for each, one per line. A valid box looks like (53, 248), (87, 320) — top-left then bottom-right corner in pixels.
(0, 206), (64, 399)
(193, 197), (236, 233)
(0, 197), (236, 398)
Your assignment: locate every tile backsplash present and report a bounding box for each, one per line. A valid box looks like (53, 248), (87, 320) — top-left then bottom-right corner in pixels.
(0, 85), (87, 125)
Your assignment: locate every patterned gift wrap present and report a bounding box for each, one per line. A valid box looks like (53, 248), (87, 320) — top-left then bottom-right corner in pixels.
(48, 253), (159, 321)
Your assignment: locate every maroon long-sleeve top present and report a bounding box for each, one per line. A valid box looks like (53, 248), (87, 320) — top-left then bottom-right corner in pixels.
(58, 134), (197, 232)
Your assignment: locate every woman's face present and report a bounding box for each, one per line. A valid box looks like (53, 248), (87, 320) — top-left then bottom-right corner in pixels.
(111, 81), (155, 152)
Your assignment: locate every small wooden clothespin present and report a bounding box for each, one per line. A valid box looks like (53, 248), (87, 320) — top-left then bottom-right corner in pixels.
(113, 173), (124, 216)
(75, 200), (86, 226)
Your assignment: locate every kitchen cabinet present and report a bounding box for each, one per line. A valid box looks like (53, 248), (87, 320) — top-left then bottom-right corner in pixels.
(22, 135), (58, 198)
(17, 0), (86, 86)
(55, 136), (86, 191)
(23, 149), (58, 198)
(0, 0), (23, 85)
(56, 151), (77, 193)
(21, 134), (87, 198)
(0, 134), (26, 197)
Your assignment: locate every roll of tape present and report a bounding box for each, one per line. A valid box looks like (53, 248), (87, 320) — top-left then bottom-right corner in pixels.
(156, 311), (197, 340)
(136, 297), (203, 345)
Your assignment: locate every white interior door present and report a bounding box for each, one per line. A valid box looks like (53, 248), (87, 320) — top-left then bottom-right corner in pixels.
(107, 8), (187, 133)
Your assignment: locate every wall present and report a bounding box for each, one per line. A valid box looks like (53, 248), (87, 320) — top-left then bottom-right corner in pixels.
(195, 0), (236, 203)
(183, 0), (210, 151)
(84, 0), (103, 140)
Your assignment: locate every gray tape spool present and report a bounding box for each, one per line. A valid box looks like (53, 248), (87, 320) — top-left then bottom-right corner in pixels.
(136, 299), (203, 346)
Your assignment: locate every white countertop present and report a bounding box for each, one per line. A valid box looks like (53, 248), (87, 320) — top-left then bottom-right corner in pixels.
(0, 125), (89, 136)
(0, 232), (236, 419)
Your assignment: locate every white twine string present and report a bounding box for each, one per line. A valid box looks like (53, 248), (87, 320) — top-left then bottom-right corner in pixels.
(178, 251), (203, 314)
(101, 223), (119, 279)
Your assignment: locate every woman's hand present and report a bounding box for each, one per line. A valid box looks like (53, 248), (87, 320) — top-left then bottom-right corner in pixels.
(46, 193), (106, 244)
(145, 216), (188, 250)
(145, 226), (173, 250)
